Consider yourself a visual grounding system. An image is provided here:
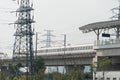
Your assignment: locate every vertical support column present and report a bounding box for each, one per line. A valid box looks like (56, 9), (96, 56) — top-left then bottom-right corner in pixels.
(94, 29), (101, 41)
(63, 34), (66, 73)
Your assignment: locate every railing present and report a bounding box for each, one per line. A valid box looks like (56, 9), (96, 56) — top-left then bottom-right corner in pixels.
(94, 38), (120, 49)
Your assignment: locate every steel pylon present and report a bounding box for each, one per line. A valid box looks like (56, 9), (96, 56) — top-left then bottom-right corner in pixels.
(12, 0), (35, 79)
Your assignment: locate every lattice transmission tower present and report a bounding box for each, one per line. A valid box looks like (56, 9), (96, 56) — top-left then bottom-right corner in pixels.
(12, 0), (35, 78)
(42, 30), (55, 47)
(111, 0), (120, 38)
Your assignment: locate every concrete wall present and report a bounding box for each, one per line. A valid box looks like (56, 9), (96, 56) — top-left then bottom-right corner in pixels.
(93, 71), (120, 80)
(97, 48), (120, 57)
(44, 57), (93, 66)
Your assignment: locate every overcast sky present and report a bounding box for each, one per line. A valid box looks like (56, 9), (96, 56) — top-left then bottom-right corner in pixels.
(0, 0), (118, 56)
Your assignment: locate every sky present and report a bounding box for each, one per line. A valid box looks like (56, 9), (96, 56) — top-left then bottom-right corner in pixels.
(0, 0), (119, 57)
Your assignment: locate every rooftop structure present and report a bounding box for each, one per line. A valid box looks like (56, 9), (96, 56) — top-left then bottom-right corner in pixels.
(79, 20), (120, 33)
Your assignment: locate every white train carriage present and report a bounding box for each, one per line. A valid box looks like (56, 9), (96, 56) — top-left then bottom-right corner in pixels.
(37, 44), (95, 56)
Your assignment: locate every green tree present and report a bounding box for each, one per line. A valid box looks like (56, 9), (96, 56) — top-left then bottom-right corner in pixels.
(91, 57), (111, 80)
(8, 63), (23, 80)
(33, 58), (46, 80)
(8, 63), (15, 79)
(63, 65), (84, 80)
(13, 77), (19, 80)
(52, 72), (62, 80)
(34, 58), (45, 73)
(98, 57), (111, 71)
(0, 71), (5, 80)
(18, 75), (26, 80)
(83, 72), (92, 80)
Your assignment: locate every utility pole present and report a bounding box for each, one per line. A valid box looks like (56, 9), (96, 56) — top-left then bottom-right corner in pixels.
(35, 32), (38, 60)
(62, 34), (66, 74)
(12, 0), (35, 80)
(35, 32), (41, 59)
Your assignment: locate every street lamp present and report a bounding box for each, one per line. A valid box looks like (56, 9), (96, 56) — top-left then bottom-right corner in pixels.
(93, 67), (97, 80)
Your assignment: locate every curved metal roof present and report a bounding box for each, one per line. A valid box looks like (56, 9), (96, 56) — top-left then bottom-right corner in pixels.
(79, 20), (120, 33)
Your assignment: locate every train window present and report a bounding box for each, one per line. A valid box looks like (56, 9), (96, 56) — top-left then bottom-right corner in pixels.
(57, 49), (61, 52)
(46, 50), (48, 52)
(40, 50), (43, 53)
(43, 50), (45, 53)
(48, 49), (50, 52)
(72, 47), (74, 50)
(49, 49), (53, 52)
(54, 49), (57, 52)
(61, 48), (64, 51)
(67, 48), (70, 51)
(85, 46), (87, 49)
(39, 50), (44, 53)
(51, 49), (53, 52)
(91, 46), (93, 49)
(59, 48), (62, 51)
(83, 47), (86, 50)
(89, 46), (91, 49)
(69, 48), (73, 51)
(56, 49), (59, 52)
(72, 48), (75, 50)
(86, 46), (89, 49)
(79, 47), (81, 50)
(78, 47), (81, 50)
(87, 46), (91, 49)
(82, 47), (85, 50)
(65, 48), (68, 51)
(52, 49), (54, 52)
(80, 47), (82, 50)
(75, 47), (78, 50)
(74, 47), (77, 50)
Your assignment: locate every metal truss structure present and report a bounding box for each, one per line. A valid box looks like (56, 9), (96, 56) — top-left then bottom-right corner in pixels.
(79, 1), (120, 40)
(12, 0), (35, 79)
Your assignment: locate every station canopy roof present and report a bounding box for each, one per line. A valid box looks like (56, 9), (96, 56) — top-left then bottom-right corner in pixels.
(79, 20), (120, 33)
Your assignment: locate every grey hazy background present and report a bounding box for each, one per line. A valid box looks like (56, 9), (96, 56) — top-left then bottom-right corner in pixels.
(0, 0), (118, 57)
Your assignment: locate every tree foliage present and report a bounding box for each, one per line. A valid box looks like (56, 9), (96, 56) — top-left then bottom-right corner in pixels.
(0, 71), (5, 80)
(8, 62), (23, 79)
(98, 57), (111, 70)
(33, 58), (46, 80)
(52, 72), (62, 80)
(63, 65), (84, 80)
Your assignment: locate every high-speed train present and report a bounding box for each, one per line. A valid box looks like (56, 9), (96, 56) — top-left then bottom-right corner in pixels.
(37, 44), (95, 56)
